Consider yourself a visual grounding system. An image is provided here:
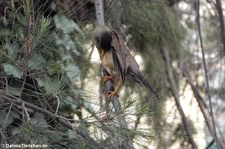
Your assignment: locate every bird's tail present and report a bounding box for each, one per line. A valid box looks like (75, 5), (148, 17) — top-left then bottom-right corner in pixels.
(136, 72), (159, 100)
(128, 68), (159, 100)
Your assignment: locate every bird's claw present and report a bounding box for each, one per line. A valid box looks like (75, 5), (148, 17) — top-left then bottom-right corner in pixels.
(100, 115), (113, 123)
(107, 91), (118, 101)
(103, 76), (114, 83)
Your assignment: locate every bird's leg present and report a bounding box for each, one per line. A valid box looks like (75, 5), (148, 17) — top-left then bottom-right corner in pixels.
(103, 75), (114, 83)
(100, 115), (114, 123)
(108, 79), (123, 100)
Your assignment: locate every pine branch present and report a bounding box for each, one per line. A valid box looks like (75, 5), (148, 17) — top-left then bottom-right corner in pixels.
(102, 68), (128, 127)
(95, 0), (105, 25)
(0, 91), (101, 148)
(162, 46), (197, 149)
(102, 68), (134, 149)
(94, 0), (134, 148)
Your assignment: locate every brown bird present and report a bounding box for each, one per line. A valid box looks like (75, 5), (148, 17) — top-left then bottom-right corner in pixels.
(93, 25), (159, 100)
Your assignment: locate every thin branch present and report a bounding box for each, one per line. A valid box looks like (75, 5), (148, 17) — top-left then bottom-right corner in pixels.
(22, 101), (31, 121)
(101, 68), (126, 126)
(95, 0), (105, 25)
(162, 46), (197, 149)
(1, 92), (71, 128)
(94, 0), (134, 148)
(0, 91), (101, 148)
(54, 95), (60, 114)
(195, 0), (219, 147)
(215, 0), (225, 54)
(3, 102), (13, 127)
(134, 116), (141, 130)
(205, 140), (215, 149)
(102, 68), (134, 149)
(182, 64), (225, 149)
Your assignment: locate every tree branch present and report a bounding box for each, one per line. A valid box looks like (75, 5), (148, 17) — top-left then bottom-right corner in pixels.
(94, 0), (134, 148)
(95, 0), (105, 25)
(102, 68), (127, 127)
(162, 46), (197, 149)
(0, 91), (101, 148)
(102, 68), (134, 149)
(181, 64), (225, 149)
(215, 0), (225, 54)
(195, 0), (219, 147)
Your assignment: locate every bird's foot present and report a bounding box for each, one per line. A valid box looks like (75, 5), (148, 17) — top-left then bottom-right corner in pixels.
(100, 115), (113, 123)
(103, 75), (114, 83)
(107, 91), (118, 101)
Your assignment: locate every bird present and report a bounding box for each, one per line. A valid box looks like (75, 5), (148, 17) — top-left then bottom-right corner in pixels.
(93, 25), (159, 100)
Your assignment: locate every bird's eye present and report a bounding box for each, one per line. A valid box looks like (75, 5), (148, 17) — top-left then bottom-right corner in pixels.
(95, 37), (101, 44)
(95, 37), (99, 42)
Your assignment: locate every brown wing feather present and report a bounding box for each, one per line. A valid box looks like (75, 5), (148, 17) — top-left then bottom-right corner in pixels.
(111, 46), (124, 83)
(110, 30), (127, 83)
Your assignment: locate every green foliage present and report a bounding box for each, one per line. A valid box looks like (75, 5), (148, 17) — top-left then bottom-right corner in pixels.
(0, 1), (95, 148)
(1, 1), (154, 148)
(2, 0), (214, 148)
(107, 1), (184, 51)
(107, 1), (184, 76)
(2, 63), (22, 78)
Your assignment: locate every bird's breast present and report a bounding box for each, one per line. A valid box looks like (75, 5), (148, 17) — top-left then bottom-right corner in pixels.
(100, 51), (116, 76)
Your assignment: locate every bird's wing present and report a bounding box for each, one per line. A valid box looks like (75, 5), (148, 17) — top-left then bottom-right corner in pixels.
(110, 30), (126, 83)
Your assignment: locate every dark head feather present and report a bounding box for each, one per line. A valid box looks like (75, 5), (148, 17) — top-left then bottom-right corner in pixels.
(93, 25), (112, 51)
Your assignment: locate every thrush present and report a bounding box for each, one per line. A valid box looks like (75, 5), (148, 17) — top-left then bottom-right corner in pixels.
(93, 25), (159, 100)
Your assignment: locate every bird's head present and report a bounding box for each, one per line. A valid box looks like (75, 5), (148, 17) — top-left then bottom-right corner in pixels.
(93, 25), (112, 51)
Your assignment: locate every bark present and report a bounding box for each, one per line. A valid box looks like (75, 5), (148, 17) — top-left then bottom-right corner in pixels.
(95, 0), (105, 25)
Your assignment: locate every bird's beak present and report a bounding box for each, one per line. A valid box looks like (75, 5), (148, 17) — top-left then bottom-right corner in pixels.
(98, 48), (105, 58)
